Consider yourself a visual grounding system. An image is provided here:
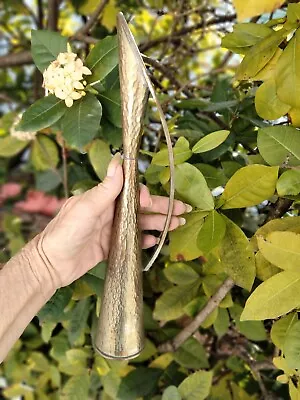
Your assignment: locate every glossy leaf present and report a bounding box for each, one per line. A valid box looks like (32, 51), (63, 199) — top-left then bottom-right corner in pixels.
(174, 337), (209, 369)
(31, 30), (68, 72)
(241, 270), (300, 320)
(219, 216), (255, 291)
(164, 263), (200, 285)
(88, 139), (111, 181)
(17, 95), (67, 132)
(236, 29), (287, 80)
(85, 36), (118, 82)
(178, 370), (213, 400)
(276, 29), (300, 109)
(31, 134), (59, 171)
(192, 130), (230, 153)
(221, 165), (278, 209)
(153, 137), (192, 166)
(98, 88), (121, 128)
(222, 23), (272, 54)
(257, 231), (300, 271)
(162, 386), (182, 400)
(153, 282), (200, 321)
(283, 321), (300, 369)
(175, 163), (214, 210)
(195, 164), (226, 189)
(197, 211), (226, 254)
(255, 78), (291, 120)
(255, 251), (280, 281)
(233, 0), (285, 21)
(271, 312), (297, 350)
(0, 135), (29, 157)
(62, 94), (102, 149)
(38, 287), (72, 323)
(277, 169), (300, 196)
(169, 211), (208, 261)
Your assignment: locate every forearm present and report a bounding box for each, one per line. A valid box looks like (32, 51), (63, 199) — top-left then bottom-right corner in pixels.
(0, 234), (58, 363)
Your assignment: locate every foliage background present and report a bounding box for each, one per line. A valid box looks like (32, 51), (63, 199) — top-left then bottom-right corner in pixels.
(1, 0), (300, 399)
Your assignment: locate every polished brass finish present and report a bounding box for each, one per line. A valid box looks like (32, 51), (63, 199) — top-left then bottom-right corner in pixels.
(94, 12), (175, 360)
(94, 13), (148, 360)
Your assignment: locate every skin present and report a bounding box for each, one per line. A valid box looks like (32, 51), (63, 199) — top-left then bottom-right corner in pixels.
(41, 153), (190, 288)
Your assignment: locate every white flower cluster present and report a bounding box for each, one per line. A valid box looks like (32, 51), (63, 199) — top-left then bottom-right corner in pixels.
(10, 113), (37, 141)
(43, 51), (92, 108)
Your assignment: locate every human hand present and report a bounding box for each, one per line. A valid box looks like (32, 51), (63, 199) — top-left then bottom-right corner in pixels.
(39, 153), (191, 289)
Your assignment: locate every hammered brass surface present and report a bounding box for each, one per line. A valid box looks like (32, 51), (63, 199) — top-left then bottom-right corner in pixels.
(94, 14), (149, 360)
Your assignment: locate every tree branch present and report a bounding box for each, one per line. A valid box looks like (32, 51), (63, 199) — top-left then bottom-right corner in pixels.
(0, 51), (33, 68)
(158, 277), (235, 353)
(265, 198), (293, 223)
(73, 0), (109, 38)
(47, 0), (60, 31)
(139, 14), (236, 52)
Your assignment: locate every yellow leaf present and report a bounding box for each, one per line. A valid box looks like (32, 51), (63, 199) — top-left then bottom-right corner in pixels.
(253, 48), (282, 81)
(255, 78), (291, 120)
(276, 29), (300, 109)
(233, 0), (285, 21)
(102, 0), (120, 31)
(221, 164), (279, 209)
(255, 251), (280, 281)
(149, 353), (174, 369)
(236, 29), (288, 80)
(258, 231), (300, 270)
(289, 108), (300, 127)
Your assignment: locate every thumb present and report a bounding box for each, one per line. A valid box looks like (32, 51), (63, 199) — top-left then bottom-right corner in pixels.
(82, 153), (123, 215)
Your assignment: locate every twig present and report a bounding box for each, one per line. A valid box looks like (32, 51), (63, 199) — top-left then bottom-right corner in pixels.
(158, 277), (235, 352)
(73, 0), (109, 38)
(0, 51), (32, 68)
(139, 14), (236, 52)
(37, 0), (44, 29)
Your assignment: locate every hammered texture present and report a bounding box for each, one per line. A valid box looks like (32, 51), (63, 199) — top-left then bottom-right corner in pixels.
(94, 16), (149, 359)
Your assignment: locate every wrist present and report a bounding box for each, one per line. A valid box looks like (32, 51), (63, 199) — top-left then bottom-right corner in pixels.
(22, 233), (61, 297)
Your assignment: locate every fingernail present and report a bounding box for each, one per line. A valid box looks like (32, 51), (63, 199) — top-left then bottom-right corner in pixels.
(156, 237), (160, 244)
(185, 203), (193, 213)
(107, 153), (122, 177)
(179, 217), (186, 226)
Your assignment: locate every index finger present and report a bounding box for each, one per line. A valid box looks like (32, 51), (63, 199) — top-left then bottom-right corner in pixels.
(141, 195), (192, 216)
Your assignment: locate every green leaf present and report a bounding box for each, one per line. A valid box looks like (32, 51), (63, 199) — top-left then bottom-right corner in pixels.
(221, 164), (278, 209)
(283, 321), (300, 369)
(178, 370), (213, 400)
(88, 139), (111, 181)
(230, 304), (267, 341)
(257, 231), (300, 271)
(153, 137), (192, 166)
(197, 211), (226, 254)
(219, 216), (255, 291)
(277, 169), (300, 196)
(195, 164), (226, 189)
(241, 270), (300, 320)
(85, 36), (118, 82)
(287, 3), (300, 26)
(153, 282), (200, 321)
(214, 308), (230, 337)
(255, 78), (291, 120)
(276, 29), (300, 109)
(61, 373), (90, 400)
(38, 287), (72, 323)
(17, 95), (67, 132)
(175, 163), (214, 210)
(164, 263), (200, 285)
(31, 30), (68, 72)
(98, 88), (121, 128)
(62, 94), (102, 149)
(255, 251), (280, 281)
(100, 117), (122, 147)
(257, 126), (300, 166)
(221, 23), (272, 54)
(236, 28), (288, 80)
(31, 134), (59, 171)
(117, 367), (162, 400)
(184, 296), (219, 327)
(68, 298), (90, 346)
(162, 386), (182, 400)
(271, 312), (297, 350)
(169, 211), (208, 261)
(202, 276), (233, 308)
(36, 169), (62, 192)
(174, 337), (209, 369)
(0, 135), (29, 157)
(192, 130), (230, 153)
(59, 348), (91, 376)
(131, 339), (157, 363)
